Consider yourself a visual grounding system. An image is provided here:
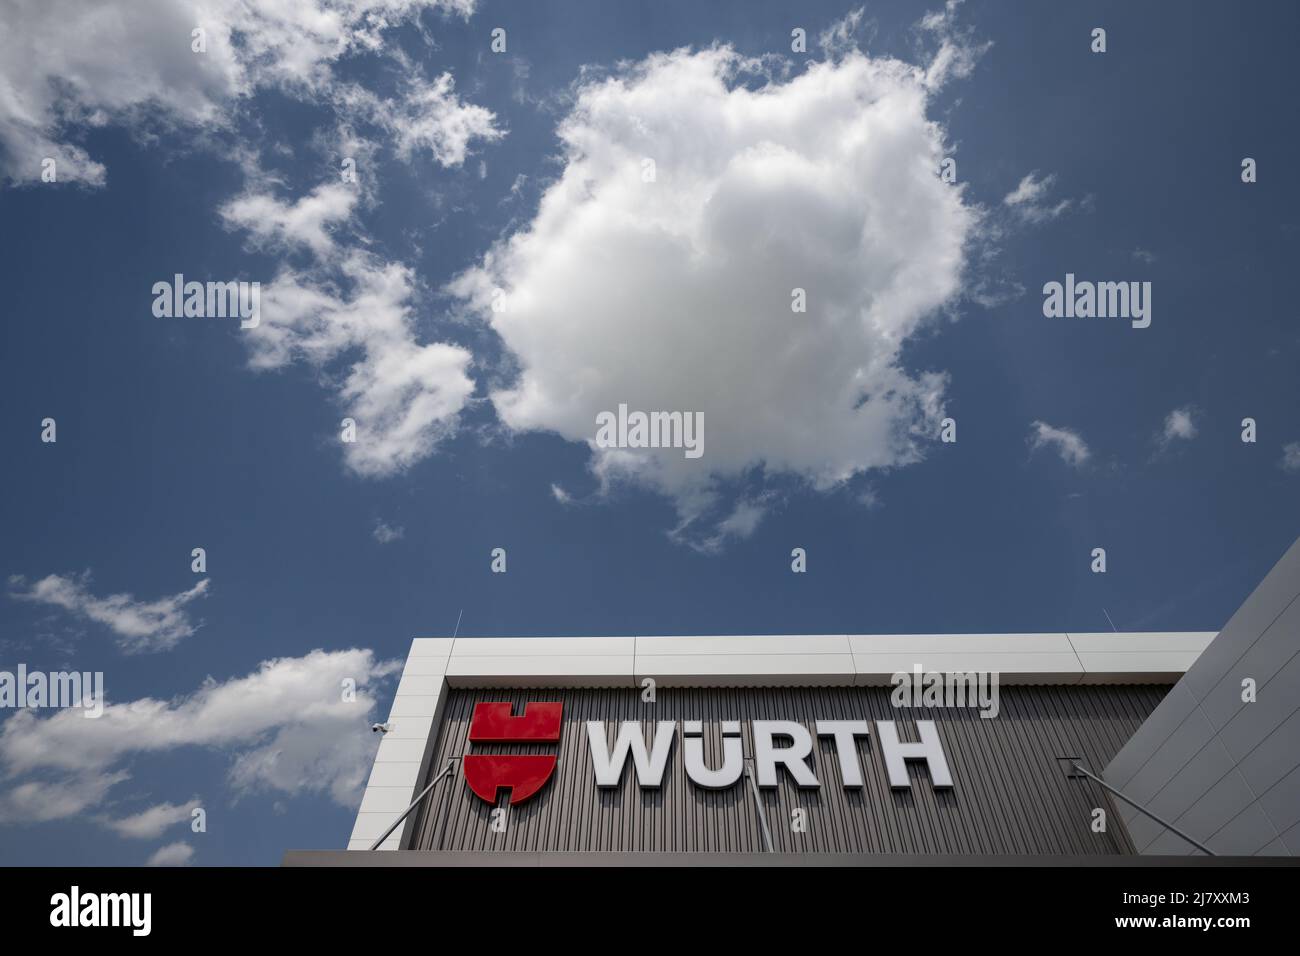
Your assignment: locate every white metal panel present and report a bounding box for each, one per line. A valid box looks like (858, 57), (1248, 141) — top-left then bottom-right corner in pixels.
(849, 633), (1077, 655)
(364, 761), (421, 789)
(636, 634), (851, 656)
(1075, 652), (1207, 684)
(374, 736), (429, 764)
(388, 694), (442, 718)
(851, 653), (1084, 685)
(347, 835), (399, 851)
(402, 657), (451, 676)
(446, 655), (636, 683)
(635, 652), (856, 685)
(349, 811), (407, 841)
(409, 638), (456, 657)
(376, 713), (435, 741)
(1067, 632), (1217, 653)
(395, 673), (444, 697)
(358, 785), (422, 814)
(451, 636), (635, 656)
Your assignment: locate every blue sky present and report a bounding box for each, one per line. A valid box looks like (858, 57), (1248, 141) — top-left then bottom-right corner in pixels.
(1, 0), (1297, 865)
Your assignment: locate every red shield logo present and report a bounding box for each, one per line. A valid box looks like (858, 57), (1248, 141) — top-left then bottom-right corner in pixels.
(463, 701), (562, 805)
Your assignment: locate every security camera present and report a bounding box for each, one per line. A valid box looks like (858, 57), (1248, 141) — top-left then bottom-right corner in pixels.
(372, 722), (391, 734)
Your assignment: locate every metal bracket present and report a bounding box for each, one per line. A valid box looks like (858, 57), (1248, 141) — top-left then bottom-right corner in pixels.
(1056, 754), (1089, 779)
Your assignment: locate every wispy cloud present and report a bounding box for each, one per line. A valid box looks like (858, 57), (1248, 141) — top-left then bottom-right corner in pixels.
(678, 496), (771, 554)
(103, 801), (195, 840)
(219, 182), (358, 257)
(1003, 171), (1075, 224)
(1028, 421), (1090, 468)
(1281, 442), (1300, 474)
(1157, 406), (1199, 449)
(918, 0), (991, 89)
(372, 520), (405, 543)
(334, 71), (503, 168)
(8, 572), (210, 653)
(818, 7), (873, 57)
(146, 842), (195, 867)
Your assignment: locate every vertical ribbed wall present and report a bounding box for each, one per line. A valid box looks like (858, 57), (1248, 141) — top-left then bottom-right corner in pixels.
(409, 685), (1166, 854)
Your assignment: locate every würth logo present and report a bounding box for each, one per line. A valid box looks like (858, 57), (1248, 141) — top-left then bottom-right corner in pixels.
(463, 701), (563, 805)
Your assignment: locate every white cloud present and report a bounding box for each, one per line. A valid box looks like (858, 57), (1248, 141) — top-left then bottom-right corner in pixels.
(226, 718), (383, 806)
(1159, 406), (1198, 447)
(0, 771), (129, 824)
(0, 0), (481, 185)
(372, 520), (404, 542)
(550, 483), (573, 505)
(1003, 171), (1073, 223)
(220, 182), (359, 256)
(687, 497), (769, 554)
(917, 0), (990, 89)
(0, 648), (401, 827)
(335, 72), (503, 168)
(8, 572), (210, 653)
(450, 40), (979, 547)
(818, 7), (872, 57)
(146, 842), (195, 867)
(1029, 421), (1090, 468)
(1003, 172), (1050, 206)
(103, 801), (194, 840)
(221, 186), (476, 477)
(1281, 442), (1300, 474)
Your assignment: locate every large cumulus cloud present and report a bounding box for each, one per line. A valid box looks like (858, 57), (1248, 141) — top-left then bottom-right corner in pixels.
(451, 43), (978, 546)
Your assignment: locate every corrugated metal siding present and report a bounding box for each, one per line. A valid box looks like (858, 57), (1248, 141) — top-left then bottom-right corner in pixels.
(408, 685), (1166, 854)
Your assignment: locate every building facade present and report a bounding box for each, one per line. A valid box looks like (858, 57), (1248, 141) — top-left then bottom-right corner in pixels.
(343, 631), (1220, 858)
(276, 538), (1300, 864)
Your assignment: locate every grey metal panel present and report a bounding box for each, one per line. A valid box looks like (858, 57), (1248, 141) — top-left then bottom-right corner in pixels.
(1149, 769), (1263, 852)
(407, 685), (1166, 855)
(1182, 542), (1300, 702)
(1123, 812), (1169, 853)
(1204, 802), (1279, 856)
(1198, 596), (1300, 732)
(1104, 682), (1201, 789)
(1104, 536), (1300, 857)
(1283, 817), (1300, 855)
(1133, 738), (1237, 825)
(1257, 759), (1300, 835)
(1216, 649), (1300, 762)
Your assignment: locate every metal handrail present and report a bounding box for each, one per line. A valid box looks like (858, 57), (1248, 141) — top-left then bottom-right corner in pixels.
(368, 759), (457, 851)
(1069, 760), (1216, 856)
